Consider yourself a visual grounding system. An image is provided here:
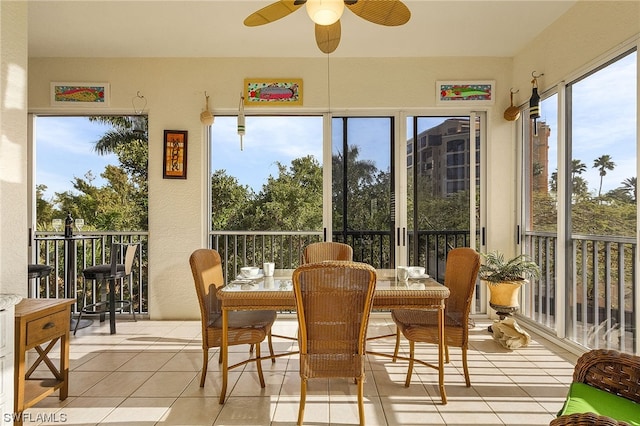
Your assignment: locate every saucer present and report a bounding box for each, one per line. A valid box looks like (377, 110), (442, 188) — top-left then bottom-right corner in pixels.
(239, 273), (264, 280)
(409, 274), (429, 279)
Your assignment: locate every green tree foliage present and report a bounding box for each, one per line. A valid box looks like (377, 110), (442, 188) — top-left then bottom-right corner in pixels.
(332, 145), (389, 232)
(36, 116), (148, 231)
(593, 154), (615, 197)
(211, 170), (252, 230)
(538, 156), (635, 237)
(620, 177), (637, 202)
(217, 155), (323, 231)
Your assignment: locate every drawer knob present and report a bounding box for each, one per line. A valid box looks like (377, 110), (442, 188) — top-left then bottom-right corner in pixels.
(43, 322), (55, 329)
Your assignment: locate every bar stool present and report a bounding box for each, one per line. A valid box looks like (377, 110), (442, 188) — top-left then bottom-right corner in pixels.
(74, 242), (139, 335)
(27, 264), (53, 298)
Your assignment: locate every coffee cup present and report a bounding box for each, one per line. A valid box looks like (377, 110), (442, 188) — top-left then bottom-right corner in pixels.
(397, 266), (409, 281)
(263, 262), (275, 277)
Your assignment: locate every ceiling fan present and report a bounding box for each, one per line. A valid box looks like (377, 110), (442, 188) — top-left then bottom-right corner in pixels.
(244, 0), (411, 54)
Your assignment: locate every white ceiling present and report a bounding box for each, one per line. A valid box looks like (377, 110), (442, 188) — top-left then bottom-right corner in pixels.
(27, 0), (577, 59)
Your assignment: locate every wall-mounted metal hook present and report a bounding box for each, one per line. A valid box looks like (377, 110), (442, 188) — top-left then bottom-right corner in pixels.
(531, 71), (544, 79)
(132, 91), (147, 115)
(510, 88), (520, 94)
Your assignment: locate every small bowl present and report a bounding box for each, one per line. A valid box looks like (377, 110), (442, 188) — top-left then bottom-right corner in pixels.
(408, 266), (426, 278)
(241, 266), (260, 277)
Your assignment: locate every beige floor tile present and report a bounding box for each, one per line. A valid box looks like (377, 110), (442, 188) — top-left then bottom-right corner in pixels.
(181, 370), (242, 398)
(438, 411), (504, 425)
(67, 370), (111, 397)
(496, 410), (556, 425)
(73, 350), (139, 371)
(43, 396), (124, 425)
(131, 371), (198, 397)
(99, 397), (173, 425)
(380, 395), (444, 426)
(157, 397), (222, 425)
(117, 351), (176, 371)
(161, 349), (208, 372)
(21, 317), (580, 425)
(273, 395), (330, 425)
(229, 369), (285, 397)
(328, 394), (387, 425)
(214, 396), (277, 425)
(82, 371), (155, 397)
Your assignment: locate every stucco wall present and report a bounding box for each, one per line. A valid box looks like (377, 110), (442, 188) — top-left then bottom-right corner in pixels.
(1, 1), (28, 297)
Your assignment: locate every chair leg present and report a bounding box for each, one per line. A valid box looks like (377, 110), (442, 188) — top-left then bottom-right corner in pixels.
(404, 340), (415, 387)
(73, 310), (83, 336)
(255, 343), (266, 388)
(462, 345), (471, 387)
(357, 376), (365, 426)
(268, 331), (275, 364)
(392, 327), (400, 362)
(445, 344), (450, 363)
(297, 378), (307, 426)
(200, 347), (209, 387)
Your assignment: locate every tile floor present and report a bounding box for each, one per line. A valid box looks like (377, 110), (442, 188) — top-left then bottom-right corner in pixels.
(23, 315), (579, 425)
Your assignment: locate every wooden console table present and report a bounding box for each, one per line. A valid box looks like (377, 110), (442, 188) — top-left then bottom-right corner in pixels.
(14, 299), (74, 426)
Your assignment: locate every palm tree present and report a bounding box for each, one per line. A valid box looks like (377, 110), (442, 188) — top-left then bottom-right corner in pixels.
(90, 116), (148, 155)
(593, 155), (615, 197)
(571, 159), (587, 178)
(621, 177), (637, 201)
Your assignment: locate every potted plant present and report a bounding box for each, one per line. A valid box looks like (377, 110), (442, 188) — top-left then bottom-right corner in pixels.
(479, 251), (541, 319)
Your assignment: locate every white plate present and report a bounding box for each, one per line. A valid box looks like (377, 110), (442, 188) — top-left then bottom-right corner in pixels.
(238, 273), (264, 280)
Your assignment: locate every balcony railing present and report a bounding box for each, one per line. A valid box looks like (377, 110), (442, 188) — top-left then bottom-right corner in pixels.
(30, 232), (149, 315)
(524, 231), (638, 353)
(209, 229), (473, 284)
(31, 228), (637, 352)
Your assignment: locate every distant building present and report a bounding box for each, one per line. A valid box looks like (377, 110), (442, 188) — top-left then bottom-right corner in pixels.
(530, 121), (551, 194)
(407, 118), (479, 197)
(407, 118), (550, 197)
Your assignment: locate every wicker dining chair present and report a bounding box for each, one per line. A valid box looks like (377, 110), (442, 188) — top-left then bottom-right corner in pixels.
(189, 248), (276, 388)
(292, 261), (377, 426)
(391, 247), (480, 387)
(302, 241), (353, 264)
(551, 349), (640, 426)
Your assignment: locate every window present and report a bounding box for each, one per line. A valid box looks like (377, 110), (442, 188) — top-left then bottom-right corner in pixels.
(522, 47), (638, 352)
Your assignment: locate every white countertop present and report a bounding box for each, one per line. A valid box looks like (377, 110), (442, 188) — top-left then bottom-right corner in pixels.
(0, 294), (23, 310)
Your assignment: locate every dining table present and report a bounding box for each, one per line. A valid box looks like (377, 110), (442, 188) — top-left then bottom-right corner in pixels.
(217, 268), (450, 405)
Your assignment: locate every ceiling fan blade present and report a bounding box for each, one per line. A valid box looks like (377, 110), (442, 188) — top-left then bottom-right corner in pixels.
(244, 0), (304, 27)
(315, 21), (341, 54)
(346, 0), (411, 26)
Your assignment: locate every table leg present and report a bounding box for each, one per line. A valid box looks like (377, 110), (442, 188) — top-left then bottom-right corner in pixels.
(219, 309), (229, 404)
(438, 306), (447, 404)
(60, 312), (70, 400)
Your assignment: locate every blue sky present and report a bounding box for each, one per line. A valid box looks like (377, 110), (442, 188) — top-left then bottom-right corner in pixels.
(37, 51), (636, 202)
(542, 50), (637, 195)
(36, 117), (117, 200)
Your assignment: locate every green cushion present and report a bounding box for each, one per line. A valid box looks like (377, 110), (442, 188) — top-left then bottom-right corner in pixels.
(558, 382), (640, 426)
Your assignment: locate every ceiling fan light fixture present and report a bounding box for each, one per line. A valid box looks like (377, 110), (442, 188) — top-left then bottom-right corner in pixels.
(306, 0), (344, 26)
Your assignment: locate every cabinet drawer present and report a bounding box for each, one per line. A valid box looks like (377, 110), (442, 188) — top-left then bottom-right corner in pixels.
(25, 309), (67, 346)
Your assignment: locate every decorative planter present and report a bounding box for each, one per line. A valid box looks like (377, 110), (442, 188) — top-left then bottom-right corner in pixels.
(484, 279), (527, 319)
